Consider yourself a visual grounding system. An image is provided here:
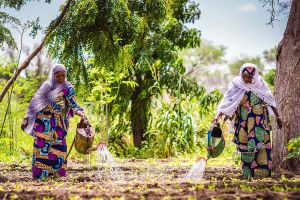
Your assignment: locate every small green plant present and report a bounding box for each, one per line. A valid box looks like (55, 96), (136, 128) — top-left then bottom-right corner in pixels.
(42, 196), (54, 200)
(285, 136), (300, 160)
(208, 184), (216, 190)
(240, 184), (255, 192)
(233, 152), (241, 165)
(187, 196), (197, 200)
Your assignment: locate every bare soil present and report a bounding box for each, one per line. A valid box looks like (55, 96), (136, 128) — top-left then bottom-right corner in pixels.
(0, 159), (299, 200)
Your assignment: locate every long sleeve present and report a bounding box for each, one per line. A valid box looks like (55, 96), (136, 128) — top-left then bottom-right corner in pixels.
(216, 84), (245, 118)
(64, 86), (83, 117)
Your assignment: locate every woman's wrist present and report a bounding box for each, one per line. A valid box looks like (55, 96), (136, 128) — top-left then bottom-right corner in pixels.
(81, 112), (87, 119)
(76, 110), (85, 117)
(214, 112), (222, 119)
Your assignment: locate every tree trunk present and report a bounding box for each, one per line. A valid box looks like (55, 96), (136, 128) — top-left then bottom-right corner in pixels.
(130, 74), (150, 148)
(273, 0), (300, 172)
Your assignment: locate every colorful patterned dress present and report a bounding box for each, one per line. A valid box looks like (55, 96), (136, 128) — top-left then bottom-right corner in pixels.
(233, 91), (272, 178)
(32, 86), (82, 179)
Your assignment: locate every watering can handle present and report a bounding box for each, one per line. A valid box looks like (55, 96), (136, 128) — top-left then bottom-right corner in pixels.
(207, 130), (212, 146)
(208, 120), (225, 145)
(80, 118), (92, 127)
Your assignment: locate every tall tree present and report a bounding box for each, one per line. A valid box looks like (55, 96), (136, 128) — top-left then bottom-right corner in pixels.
(128, 1), (201, 147)
(47, 0), (201, 147)
(273, 0), (300, 172)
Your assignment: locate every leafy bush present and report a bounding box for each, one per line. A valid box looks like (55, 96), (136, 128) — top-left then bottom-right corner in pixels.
(148, 102), (197, 157)
(286, 136), (300, 160)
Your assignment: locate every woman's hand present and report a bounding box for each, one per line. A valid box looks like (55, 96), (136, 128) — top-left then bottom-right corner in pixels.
(77, 110), (87, 120)
(212, 114), (220, 124)
(59, 92), (64, 97)
(276, 116), (283, 129)
(21, 117), (29, 131)
(212, 117), (218, 125)
(212, 112), (224, 124)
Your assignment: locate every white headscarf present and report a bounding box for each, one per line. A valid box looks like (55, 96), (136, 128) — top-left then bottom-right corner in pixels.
(216, 63), (276, 118)
(24, 64), (70, 136)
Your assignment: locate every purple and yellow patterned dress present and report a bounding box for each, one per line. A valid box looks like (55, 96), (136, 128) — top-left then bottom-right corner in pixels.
(233, 91), (272, 178)
(32, 86), (82, 179)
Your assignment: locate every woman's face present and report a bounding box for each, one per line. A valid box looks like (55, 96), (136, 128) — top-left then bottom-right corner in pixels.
(54, 71), (66, 84)
(242, 73), (253, 84)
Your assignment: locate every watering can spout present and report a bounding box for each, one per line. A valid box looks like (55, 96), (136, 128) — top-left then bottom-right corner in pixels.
(87, 142), (107, 153)
(196, 156), (207, 162)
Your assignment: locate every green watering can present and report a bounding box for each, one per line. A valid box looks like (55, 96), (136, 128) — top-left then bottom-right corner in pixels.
(206, 122), (225, 159)
(192, 122), (225, 173)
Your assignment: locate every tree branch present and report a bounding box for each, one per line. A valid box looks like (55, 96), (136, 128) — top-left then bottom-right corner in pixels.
(259, 0), (292, 26)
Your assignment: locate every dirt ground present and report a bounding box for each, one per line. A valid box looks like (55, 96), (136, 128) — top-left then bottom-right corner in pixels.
(0, 159), (299, 200)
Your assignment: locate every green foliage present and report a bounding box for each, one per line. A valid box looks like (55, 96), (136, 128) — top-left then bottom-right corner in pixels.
(0, 90), (33, 163)
(132, 86), (221, 158)
(0, 59), (16, 81)
(264, 68), (275, 91)
(0, 16), (42, 48)
(0, 0), (52, 10)
(285, 136), (300, 160)
(48, 0), (147, 72)
(47, 0), (201, 89)
(0, 55), (47, 101)
(0, 12), (20, 48)
(232, 151), (241, 165)
(26, 17), (42, 39)
(47, 0), (202, 149)
(0, 0), (222, 159)
(149, 102), (197, 157)
(0, 0), (49, 48)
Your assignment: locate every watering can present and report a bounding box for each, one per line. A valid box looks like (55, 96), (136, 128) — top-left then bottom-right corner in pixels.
(186, 123), (226, 180)
(66, 119), (95, 159)
(206, 122), (225, 159)
(74, 119), (95, 154)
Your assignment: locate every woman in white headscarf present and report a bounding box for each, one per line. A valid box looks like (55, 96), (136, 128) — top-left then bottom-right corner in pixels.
(21, 64), (87, 179)
(214, 63), (283, 178)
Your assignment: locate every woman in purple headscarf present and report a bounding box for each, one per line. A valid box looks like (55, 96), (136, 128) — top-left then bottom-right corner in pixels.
(21, 64), (86, 179)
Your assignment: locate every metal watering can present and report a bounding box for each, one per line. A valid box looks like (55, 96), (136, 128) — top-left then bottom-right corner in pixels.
(74, 119), (95, 154)
(206, 122), (225, 159)
(186, 122), (226, 179)
(67, 119), (94, 156)
(66, 119), (95, 160)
